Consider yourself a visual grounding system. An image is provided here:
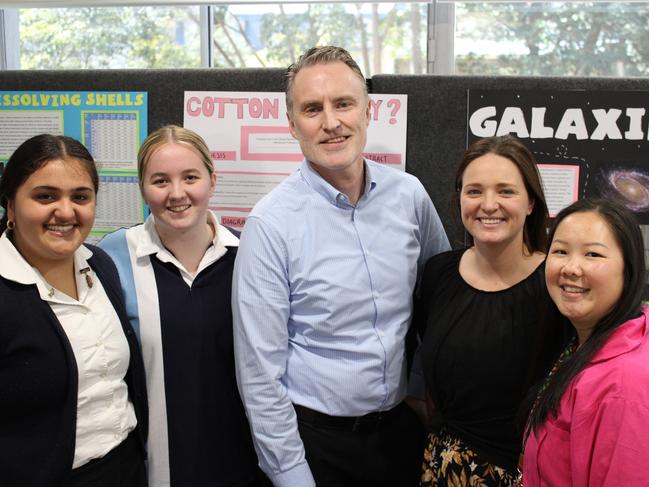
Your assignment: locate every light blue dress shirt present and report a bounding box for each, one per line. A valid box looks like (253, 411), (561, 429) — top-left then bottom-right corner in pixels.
(232, 159), (450, 487)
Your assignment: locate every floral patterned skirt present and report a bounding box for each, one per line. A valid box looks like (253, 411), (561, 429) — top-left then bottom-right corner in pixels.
(420, 428), (519, 487)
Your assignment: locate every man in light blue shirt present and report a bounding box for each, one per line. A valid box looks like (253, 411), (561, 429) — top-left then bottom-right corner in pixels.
(232, 46), (450, 487)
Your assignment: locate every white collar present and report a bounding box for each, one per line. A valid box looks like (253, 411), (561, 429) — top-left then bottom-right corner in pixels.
(0, 231), (93, 302)
(130, 211), (239, 278)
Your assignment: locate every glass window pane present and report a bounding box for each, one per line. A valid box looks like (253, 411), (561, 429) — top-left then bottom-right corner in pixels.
(210, 3), (428, 75)
(454, 1), (649, 77)
(18, 6), (202, 69)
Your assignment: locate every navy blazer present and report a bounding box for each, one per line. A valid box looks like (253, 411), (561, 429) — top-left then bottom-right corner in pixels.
(0, 245), (148, 487)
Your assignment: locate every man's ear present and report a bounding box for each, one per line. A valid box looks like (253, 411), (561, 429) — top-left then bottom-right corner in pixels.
(365, 99), (371, 127)
(287, 111), (298, 139)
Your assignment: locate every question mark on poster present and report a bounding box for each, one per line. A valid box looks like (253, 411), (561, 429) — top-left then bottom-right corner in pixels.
(387, 98), (401, 125)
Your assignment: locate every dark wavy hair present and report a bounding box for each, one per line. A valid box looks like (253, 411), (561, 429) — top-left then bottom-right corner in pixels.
(454, 135), (549, 253)
(529, 198), (646, 430)
(0, 134), (98, 233)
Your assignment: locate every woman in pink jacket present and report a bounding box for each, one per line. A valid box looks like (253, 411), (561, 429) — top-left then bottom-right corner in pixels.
(523, 198), (649, 486)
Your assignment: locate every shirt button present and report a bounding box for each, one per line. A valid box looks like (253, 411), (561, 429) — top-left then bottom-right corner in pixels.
(373, 292), (380, 299)
(100, 371), (107, 378)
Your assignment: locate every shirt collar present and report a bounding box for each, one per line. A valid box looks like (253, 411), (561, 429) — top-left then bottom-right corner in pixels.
(299, 159), (378, 207)
(0, 230), (93, 302)
(133, 211), (239, 268)
(132, 215), (167, 259)
(216, 216), (240, 247)
(590, 306), (649, 363)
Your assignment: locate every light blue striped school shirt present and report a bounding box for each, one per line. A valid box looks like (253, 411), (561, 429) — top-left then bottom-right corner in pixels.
(232, 159), (450, 487)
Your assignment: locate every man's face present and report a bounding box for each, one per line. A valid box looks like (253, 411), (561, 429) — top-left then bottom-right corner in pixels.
(287, 61), (370, 183)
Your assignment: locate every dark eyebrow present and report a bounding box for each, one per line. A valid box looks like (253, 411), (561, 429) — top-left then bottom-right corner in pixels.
(299, 100), (321, 109)
(31, 185), (60, 192)
(300, 95), (356, 109)
(32, 185), (93, 192)
(463, 182), (518, 187)
(552, 239), (609, 249)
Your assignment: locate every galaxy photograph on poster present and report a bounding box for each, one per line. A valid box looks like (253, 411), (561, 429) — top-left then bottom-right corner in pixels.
(585, 161), (649, 215)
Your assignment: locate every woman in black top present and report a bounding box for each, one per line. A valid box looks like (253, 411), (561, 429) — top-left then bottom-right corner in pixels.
(416, 136), (566, 485)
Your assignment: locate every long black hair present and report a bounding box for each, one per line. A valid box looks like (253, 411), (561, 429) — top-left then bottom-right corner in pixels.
(529, 198), (646, 430)
(0, 134), (97, 233)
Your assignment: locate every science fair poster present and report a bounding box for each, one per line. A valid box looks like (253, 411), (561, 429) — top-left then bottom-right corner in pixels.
(467, 90), (649, 222)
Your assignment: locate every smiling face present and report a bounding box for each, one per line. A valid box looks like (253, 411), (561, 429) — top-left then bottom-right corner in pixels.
(545, 211), (625, 343)
(287, 61), (370, 186)
(141, 142), (216, 237)
(7, 158), (96, 271)
(460, 153), (534, 249)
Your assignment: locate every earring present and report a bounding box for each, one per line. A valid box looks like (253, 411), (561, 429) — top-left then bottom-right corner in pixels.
(6, 219), (15, 230)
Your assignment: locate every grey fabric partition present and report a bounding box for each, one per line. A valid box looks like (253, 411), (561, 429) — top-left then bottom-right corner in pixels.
(3, 69), (649, 245)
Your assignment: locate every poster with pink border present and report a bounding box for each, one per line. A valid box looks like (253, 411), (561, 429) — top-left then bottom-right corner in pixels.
(184, 91), (407, 228)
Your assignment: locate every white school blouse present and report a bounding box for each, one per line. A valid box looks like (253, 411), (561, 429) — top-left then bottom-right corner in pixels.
(0, 233), (137, 468)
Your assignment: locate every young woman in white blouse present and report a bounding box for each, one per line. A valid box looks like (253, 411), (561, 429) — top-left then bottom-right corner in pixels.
(0, 134), (148, 487)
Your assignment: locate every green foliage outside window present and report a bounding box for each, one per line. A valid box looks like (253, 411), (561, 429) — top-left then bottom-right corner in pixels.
(19, 7), (201, 69)
(456, 2), (649, 77)
(15, 2), (649, 77)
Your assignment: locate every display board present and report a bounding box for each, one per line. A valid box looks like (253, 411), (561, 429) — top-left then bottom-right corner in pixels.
(4, 69), (649, 246)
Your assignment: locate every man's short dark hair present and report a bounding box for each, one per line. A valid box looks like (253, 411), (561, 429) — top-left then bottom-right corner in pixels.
(286, 45), (367, 113)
